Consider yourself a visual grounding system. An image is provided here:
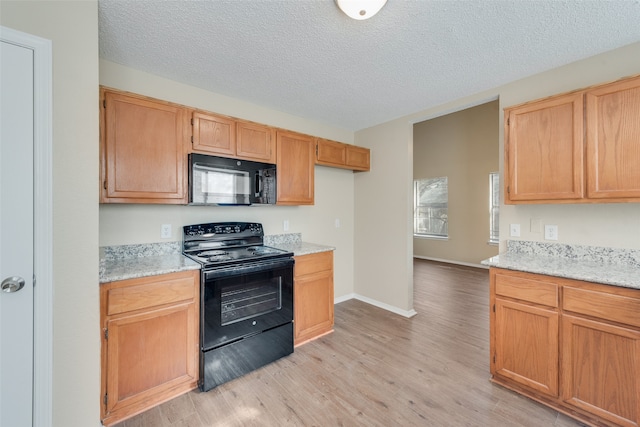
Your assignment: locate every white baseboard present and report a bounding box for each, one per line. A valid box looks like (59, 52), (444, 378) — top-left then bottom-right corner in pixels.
(334, 293), (417, 318)
(413, 255), (488, 269)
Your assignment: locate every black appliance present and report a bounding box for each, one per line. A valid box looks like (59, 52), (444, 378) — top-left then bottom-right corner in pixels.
(188, 153), (276, 206)
(182, 222), (294, 391)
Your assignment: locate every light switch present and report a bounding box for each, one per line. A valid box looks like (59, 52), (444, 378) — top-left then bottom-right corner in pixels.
(510, 224), (521, 237)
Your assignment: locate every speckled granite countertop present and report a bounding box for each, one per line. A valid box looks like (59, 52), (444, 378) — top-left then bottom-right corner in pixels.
(482, 240), (640, 290)
(265, 233), (335, 256)
(100, 234), (334, 284)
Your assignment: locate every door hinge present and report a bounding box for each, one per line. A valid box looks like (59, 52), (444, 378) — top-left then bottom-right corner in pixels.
(104, 328), (108, 340)
(103, 394), (108, 405)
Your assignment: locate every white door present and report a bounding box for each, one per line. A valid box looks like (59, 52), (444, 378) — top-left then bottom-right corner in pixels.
(0, 37), (35, 427)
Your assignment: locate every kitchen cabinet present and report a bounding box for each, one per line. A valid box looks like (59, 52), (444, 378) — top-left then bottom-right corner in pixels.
(504, 74), (640, 204)
(100, 270), (200, 426)
(586, 76), (640, 200)
(100, 87), (188, 204)
(504, 92), (584, 203)
(276, 131), (315, 205)
(491, 270), (559, 397)
(490, 268), (640, 427)
(191, 112), (276, 163)
(316, 138), (371, 172)
(294, 251), (334, 345)
(561, 285), (640, 427)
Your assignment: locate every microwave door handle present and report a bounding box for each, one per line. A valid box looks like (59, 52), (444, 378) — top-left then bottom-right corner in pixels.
(255, 172), (262, 196)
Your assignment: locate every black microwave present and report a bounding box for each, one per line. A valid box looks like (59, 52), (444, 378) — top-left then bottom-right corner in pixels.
(188, 154), (276, 206)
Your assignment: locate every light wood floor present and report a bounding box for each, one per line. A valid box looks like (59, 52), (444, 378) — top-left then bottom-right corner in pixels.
(115, 260), (585, 427)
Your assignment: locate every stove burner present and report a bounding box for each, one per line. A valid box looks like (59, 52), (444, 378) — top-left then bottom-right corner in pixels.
(199, 250), (229, 257)
(207, 255), (232, 262)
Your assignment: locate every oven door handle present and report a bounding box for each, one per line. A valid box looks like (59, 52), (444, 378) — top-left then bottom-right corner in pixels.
(204, 257), (294, 281)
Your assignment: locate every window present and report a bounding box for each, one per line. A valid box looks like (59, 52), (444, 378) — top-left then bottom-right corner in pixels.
(489, 172), (499, 244)
(414, 177), (448, 238)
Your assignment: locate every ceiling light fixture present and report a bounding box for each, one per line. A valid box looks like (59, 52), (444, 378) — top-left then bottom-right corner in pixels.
(335, 0), (387, 20)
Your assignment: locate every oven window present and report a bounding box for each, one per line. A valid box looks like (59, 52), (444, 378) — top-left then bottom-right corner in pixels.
(220, 277), (282, 325)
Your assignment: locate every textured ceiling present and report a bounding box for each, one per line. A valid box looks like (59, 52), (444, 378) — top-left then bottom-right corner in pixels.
(99, 0), (640, 131)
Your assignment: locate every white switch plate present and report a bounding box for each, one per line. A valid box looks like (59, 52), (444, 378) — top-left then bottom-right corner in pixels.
(160, 224), (172, 239)
(335, 218), (341, 228)
(544, 224), (558, 240)
(510, 223), (521, 237)
(283, 220), (290, 231)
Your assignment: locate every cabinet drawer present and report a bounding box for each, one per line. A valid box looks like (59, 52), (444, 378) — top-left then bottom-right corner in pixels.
(563, 286), (640, 328)
(107, 273), (196, 316)
(294, 251), (333, 277)
(494, 272), (558, 308)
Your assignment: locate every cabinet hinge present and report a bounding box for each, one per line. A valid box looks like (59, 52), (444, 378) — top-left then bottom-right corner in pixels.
(103, 180), (107, 190)
(315, 144), (318, 156)
(103, 99), (106, 109)
(493, 354), (496, 363)
(103, 394), (108, 405)
(104, 328), (108, 340)
(507, 186), (510, 195)
(492, 304), (495, 313)
(506, 117), (510, 126)
(191, 118), (194, 126)
(191, 135), (194, 144)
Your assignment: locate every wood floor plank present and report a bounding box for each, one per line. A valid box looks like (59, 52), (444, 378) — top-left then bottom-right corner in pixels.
(114, 259), (585, 427)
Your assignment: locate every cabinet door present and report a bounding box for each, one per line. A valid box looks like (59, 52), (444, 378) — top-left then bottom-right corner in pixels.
(276, 131), (315, 205)
(294, 269), (334, 345)
(346, 145), (370, 171)
(101, 89), (187, 203)
(586, 76), (640, 200)
(562, 315), (640, 427)
(505, 92), (584, 203)
(316, 138), (346, 166)
(494, 298), (559, 397)
(104, 302), (198, 422)
(236, 121), (276, 163)
(191, 111), (236, 156)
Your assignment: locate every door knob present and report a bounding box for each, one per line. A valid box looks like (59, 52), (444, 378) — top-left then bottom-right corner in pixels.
(1, 276), (25, 293)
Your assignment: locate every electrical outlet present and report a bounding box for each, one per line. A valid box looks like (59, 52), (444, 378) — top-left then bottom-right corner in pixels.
(544, 224), (558, 240)
(509, 224), (521, 237)
(160, 224), (172, 239)
(283, 220), (290, 231)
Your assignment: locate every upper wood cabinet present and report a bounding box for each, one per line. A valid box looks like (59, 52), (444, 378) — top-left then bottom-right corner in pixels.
(236, 120), (276, 163)
(191, 111), (236, 156)
(316, 138), (370, 172)
(504, 74), (640, 204)
(505, 92), (584, 203)
(191, 111), (276, 163)
(277, 131), (315, 205)
(586, 76), (640, 200)
(100, 88), (188, 204)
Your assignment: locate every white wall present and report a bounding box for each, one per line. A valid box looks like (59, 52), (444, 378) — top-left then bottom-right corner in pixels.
(354, 42), (640, 315)
(99, 60), (357, 300)
(1, 1), (100, 426)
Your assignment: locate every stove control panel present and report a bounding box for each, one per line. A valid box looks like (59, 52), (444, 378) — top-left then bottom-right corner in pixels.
(183, 222), (263, 237)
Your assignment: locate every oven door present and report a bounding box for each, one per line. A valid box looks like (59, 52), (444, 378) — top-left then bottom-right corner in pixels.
(201, 257), (294, 351)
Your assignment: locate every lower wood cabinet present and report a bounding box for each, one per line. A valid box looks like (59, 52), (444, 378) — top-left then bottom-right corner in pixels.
(100, 270), (200, 426)
(294, 251), (334, 345)
(490, 268), (640, 427)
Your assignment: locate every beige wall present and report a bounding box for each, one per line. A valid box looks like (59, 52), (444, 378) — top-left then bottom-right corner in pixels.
(1, 1), (100, 426)
(354, 42), (640, 315)
(99, 60), (357, 301)
(413, 101), (499, 266)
